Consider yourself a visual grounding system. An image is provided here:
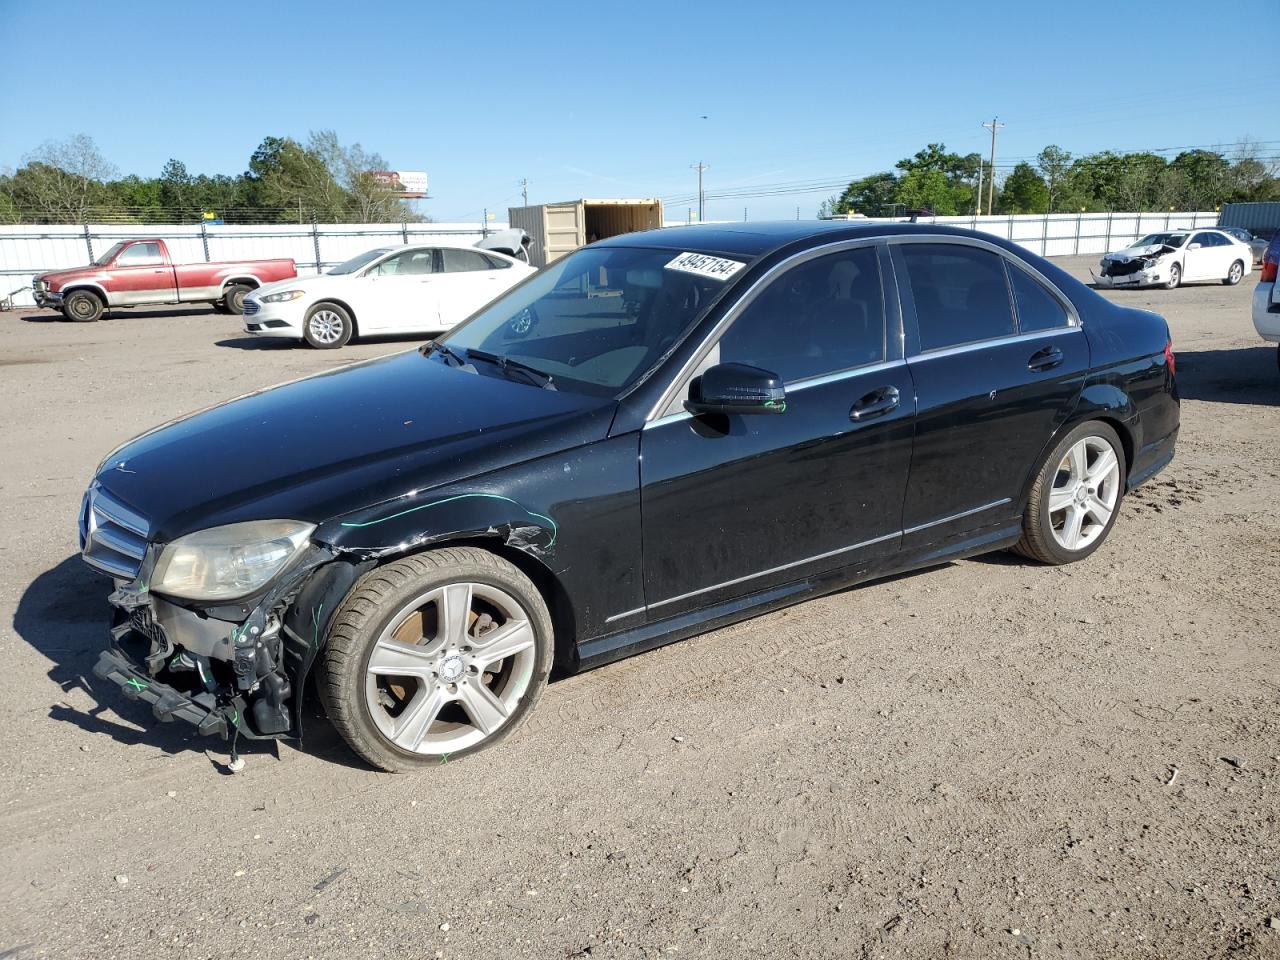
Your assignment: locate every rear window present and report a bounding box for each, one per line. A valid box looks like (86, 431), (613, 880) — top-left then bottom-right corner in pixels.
(897, 244), (1015, 351)
(1006, 263), (1070, 333)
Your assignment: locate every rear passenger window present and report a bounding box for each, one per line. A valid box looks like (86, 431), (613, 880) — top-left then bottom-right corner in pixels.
(1006, 263), (1070, 332)
(719, 246), (884, 382)
(898, 244), (1015, 351)
(441, 249), (496, 272)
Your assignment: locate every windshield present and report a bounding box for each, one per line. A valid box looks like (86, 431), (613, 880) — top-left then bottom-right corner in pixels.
(328, 248), (392, 275)
(440, 246), (736, 396)
(94, 242), (127, 265)
(1135, 233), (1187, 249)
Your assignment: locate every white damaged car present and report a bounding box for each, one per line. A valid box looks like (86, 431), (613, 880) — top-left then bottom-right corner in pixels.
(1093, 229), (1252, 290)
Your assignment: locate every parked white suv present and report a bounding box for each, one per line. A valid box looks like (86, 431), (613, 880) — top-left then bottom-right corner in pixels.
(244, 243), (536, 348)
(1252, 234), (1280, 371)
(1094, 228), (1252, 289)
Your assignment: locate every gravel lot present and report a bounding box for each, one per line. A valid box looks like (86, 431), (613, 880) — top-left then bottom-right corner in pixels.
(1, 256), (1277, 959)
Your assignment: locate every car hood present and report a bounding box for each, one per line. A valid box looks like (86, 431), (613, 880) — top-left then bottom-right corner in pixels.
(39, 265), (97, 284)
(1104, 243), (1177, 261)
(93, 350), (616, 541)
(252, 273), (344, 298)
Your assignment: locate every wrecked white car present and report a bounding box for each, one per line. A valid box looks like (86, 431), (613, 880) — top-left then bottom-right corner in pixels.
(1093, 229), (1252, 290)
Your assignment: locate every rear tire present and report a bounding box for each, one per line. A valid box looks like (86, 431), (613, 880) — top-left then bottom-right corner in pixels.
(1013, 421), (1126, 566)
(1164, 263), (1181, 289)
(222, 284), (252, 315)
(1223, 260), (1244, 286)
(62, 290), (104, 322)
(318, 547), (554, 772)
(303, 302), (353, 349)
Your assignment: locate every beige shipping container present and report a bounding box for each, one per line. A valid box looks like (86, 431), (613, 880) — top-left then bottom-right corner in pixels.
(507, 199), (664, 268)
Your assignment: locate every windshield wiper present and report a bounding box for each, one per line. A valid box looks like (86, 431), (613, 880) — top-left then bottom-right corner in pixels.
(423, 339), (467, 367)
(464, 348), (556, 389)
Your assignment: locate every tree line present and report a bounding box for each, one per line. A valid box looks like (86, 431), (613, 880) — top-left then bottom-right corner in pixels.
(0, 132), (427, 224)
(821, 140), (1280, 218)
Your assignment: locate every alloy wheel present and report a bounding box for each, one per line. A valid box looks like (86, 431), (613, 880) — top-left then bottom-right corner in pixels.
(363, 581), (537, 755)
(1047, 436), (1121, 552)
(308, 309), (345, 345)
(1229, 262), (1243, 283)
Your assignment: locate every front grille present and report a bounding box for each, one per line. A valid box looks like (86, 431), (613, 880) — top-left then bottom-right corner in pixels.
(1102, 259), (1144, 278)
(242, 299), (260, 316)
(81, 484), (150, 580)
(33, 279), (47, 292)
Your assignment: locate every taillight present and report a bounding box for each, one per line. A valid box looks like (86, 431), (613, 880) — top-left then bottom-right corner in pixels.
(1263, 241), (1279, 283)
(1164, 339), (1176, 377)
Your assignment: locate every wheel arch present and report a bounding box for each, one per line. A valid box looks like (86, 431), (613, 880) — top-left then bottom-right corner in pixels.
(221, 275), (262, 292)
(1015, 383), (1137, 512)
(307, 297), (360, 335)
(62, 283), (108, 304)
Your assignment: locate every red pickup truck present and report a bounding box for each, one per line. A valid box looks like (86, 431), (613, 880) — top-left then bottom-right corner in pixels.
(32, 239), (297, 322)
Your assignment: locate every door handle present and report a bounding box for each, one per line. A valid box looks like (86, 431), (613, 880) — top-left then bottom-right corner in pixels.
(153, 269), (167, 274)
(849, 385), (900, 421)
(1027, 345), (1064, 372)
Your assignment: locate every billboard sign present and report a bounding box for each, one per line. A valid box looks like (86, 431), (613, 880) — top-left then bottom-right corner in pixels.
(370, 171), (428, 198)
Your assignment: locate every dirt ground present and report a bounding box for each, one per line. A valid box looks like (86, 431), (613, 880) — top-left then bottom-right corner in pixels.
(1, 256), (1277, 960)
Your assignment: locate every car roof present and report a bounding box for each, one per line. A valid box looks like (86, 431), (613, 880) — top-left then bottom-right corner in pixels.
(592, 220), (1012, 261)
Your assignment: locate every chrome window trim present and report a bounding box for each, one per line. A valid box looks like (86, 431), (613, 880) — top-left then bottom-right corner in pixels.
(909, 325), (1083, 363)
(644, 357), (908, 431)
(644, 237), (888, 423)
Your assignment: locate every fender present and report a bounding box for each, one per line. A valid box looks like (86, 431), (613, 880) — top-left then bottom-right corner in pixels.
(1014, 379), (1139, 511)
(61, 281), (111, 303)
(220, 274), (263, 291)
(320, 486), (560, 563)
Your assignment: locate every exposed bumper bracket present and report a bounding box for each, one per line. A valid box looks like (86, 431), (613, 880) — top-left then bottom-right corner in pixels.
(93, 648), (229, 738)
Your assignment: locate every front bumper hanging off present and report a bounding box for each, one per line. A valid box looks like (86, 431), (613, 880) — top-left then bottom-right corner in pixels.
(93, 646), (229, 737)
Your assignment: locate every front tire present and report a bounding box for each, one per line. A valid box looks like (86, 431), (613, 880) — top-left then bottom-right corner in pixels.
(62, 290), (104, 322)
(1224, 260), (1244, 286)
(1013, 421), (1126, 565)
(318, 547), (553, 772)
(1164, 263), (1181, 289)
(303, 302), (353, 349)
(222, 284), (252, 315)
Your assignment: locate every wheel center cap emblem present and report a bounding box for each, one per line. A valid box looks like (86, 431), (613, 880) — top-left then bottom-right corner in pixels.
(440, 655), (464, 683)
(1075, 486), (1088, 504)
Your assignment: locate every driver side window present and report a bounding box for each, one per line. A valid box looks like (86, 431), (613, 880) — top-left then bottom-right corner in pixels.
(717, 246), (885, 383)
(370, 250), (436, 276)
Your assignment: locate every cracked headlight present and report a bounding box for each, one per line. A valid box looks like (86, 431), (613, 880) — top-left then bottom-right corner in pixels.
(259, 290), (305, 303)
(152, 520), (315, 601)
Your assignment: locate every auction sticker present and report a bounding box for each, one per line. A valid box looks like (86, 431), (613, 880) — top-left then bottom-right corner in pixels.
(665, 251), (746, 281)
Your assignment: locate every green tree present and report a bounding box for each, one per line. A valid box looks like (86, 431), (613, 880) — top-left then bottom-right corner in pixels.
(825, 172), (898, 217)
(895, 169), (956, 215)
(1000, 163), (1049, 213)
(1036, 145), (1072, 212)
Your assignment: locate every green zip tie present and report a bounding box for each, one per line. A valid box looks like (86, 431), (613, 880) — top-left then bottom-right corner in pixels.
(339, 493), (557, 546)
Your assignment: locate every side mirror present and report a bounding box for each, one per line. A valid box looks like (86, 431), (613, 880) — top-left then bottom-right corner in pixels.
(1187, 242), (1201, 250)
(685, 362), (787, 416)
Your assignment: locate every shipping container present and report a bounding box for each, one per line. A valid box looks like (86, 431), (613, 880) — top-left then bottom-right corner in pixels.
(507, 199), (664, 267)
(1219, 202), (1280, 239)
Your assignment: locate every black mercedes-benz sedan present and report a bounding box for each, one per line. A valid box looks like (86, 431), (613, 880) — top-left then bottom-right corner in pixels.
(83, 222), (1179, 771)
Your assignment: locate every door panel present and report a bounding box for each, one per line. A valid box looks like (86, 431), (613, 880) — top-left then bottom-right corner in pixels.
(1183, 233), (1216, 281)
(893, 242), (1090, 547)
(639, 243), (913, 620)
(108, 242), (175, 304)
(357, 249), (439, 333)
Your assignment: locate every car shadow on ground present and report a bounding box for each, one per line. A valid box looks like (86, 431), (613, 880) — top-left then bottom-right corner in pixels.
(1175, 345), (1279, 405)
(13, 555), (368, 771)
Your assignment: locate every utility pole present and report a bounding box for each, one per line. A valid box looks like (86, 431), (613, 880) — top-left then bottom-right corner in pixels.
(519, 178), (529, 206)
(975, 157), (984, 219)
(982, 117), (1005, 216)
(691, 162), (709, 222)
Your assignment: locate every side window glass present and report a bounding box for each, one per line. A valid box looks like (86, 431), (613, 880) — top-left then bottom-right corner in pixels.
(1007, 262), (1070, 333)
(118, 242), (162, 266)
(1191, 233), (1213, 248)
(899, 244), (1015, 351)
(482, 253), (511, 269)
(718, 246), (884, 382)
(441, 248), (494, 272)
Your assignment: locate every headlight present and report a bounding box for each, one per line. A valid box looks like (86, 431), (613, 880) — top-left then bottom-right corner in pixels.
(151, 520), (315, 601)
(259, 290), (305, 303)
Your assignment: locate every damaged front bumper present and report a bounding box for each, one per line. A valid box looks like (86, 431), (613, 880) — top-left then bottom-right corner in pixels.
(1092, 266), (1166, 288)
(89, 544), (371, 743)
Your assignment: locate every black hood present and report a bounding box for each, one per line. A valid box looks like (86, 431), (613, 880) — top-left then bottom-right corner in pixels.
(94, 350), (615, 541)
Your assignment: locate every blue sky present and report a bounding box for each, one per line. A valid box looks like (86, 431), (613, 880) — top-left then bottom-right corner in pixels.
(2, 0), (1276, 221)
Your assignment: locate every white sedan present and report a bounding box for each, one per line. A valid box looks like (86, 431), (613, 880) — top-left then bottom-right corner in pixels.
(243, 243), (536, 348)
(1093, 228), (1253, 290)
